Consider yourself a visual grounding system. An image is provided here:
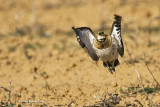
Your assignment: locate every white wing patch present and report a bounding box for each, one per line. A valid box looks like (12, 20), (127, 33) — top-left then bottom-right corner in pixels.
(111, 15), (124, 57)
(72, 27), (99, 61)
(111, 25), (122, 47)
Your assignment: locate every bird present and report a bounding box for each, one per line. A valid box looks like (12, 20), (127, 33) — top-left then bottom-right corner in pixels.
(72, 15), (124, 74)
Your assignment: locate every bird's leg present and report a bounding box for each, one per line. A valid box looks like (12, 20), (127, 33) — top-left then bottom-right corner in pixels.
(110, 61), (115, 74)
(103, 62), (114, 74)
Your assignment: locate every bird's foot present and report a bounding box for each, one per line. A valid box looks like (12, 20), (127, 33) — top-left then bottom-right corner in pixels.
(108, 67), (115, 74)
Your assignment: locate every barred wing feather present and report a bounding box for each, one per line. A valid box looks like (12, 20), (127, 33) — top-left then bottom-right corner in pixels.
(72, 27), (99, 61)
(110, 15), (124, 57)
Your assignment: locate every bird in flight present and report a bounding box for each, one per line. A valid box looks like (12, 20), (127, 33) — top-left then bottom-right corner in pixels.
(72, 15), (124, 74)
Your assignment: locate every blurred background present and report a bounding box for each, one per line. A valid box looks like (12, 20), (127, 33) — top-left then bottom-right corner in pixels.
(0, 0), (160, 106)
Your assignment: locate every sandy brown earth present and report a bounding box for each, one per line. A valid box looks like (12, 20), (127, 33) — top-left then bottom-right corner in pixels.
(0, 0), (160, 106)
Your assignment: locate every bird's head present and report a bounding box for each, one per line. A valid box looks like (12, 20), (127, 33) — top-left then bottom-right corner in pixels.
(96, 31), (107, 42)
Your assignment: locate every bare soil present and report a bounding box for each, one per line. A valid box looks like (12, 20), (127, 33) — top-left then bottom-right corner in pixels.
(0, 0), (160, 106)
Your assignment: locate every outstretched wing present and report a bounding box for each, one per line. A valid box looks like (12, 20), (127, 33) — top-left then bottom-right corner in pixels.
(110, 15), (124, 57)
(72, 27), (99, 61)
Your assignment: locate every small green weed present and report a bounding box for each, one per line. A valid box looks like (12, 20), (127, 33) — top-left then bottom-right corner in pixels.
(120, 86), (159, 94)
(139, 86), (159, 94)
(53, 43), (66, 51)
(148, 41), (156, 47)
(36, 43), (44, 48)
(8, 45), (17, 52)
(24, 43), (36, 50)
(0, 102), (16, 107)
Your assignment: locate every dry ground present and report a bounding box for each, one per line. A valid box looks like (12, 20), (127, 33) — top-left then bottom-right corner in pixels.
(0, 0), (160, 106)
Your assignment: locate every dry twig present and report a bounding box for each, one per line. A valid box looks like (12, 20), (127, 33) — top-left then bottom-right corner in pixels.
(85, 91), (120, 107)
(134, 68), (153, 106)
(0, 79), (21, 105)
(144, 54), (160, 87)
(0, 86), (9, 92)
(8, 79), (12, 102)
(125, 42), (134, 64)
(45, 79), (49, 106)
(134, 99), (143, 107)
